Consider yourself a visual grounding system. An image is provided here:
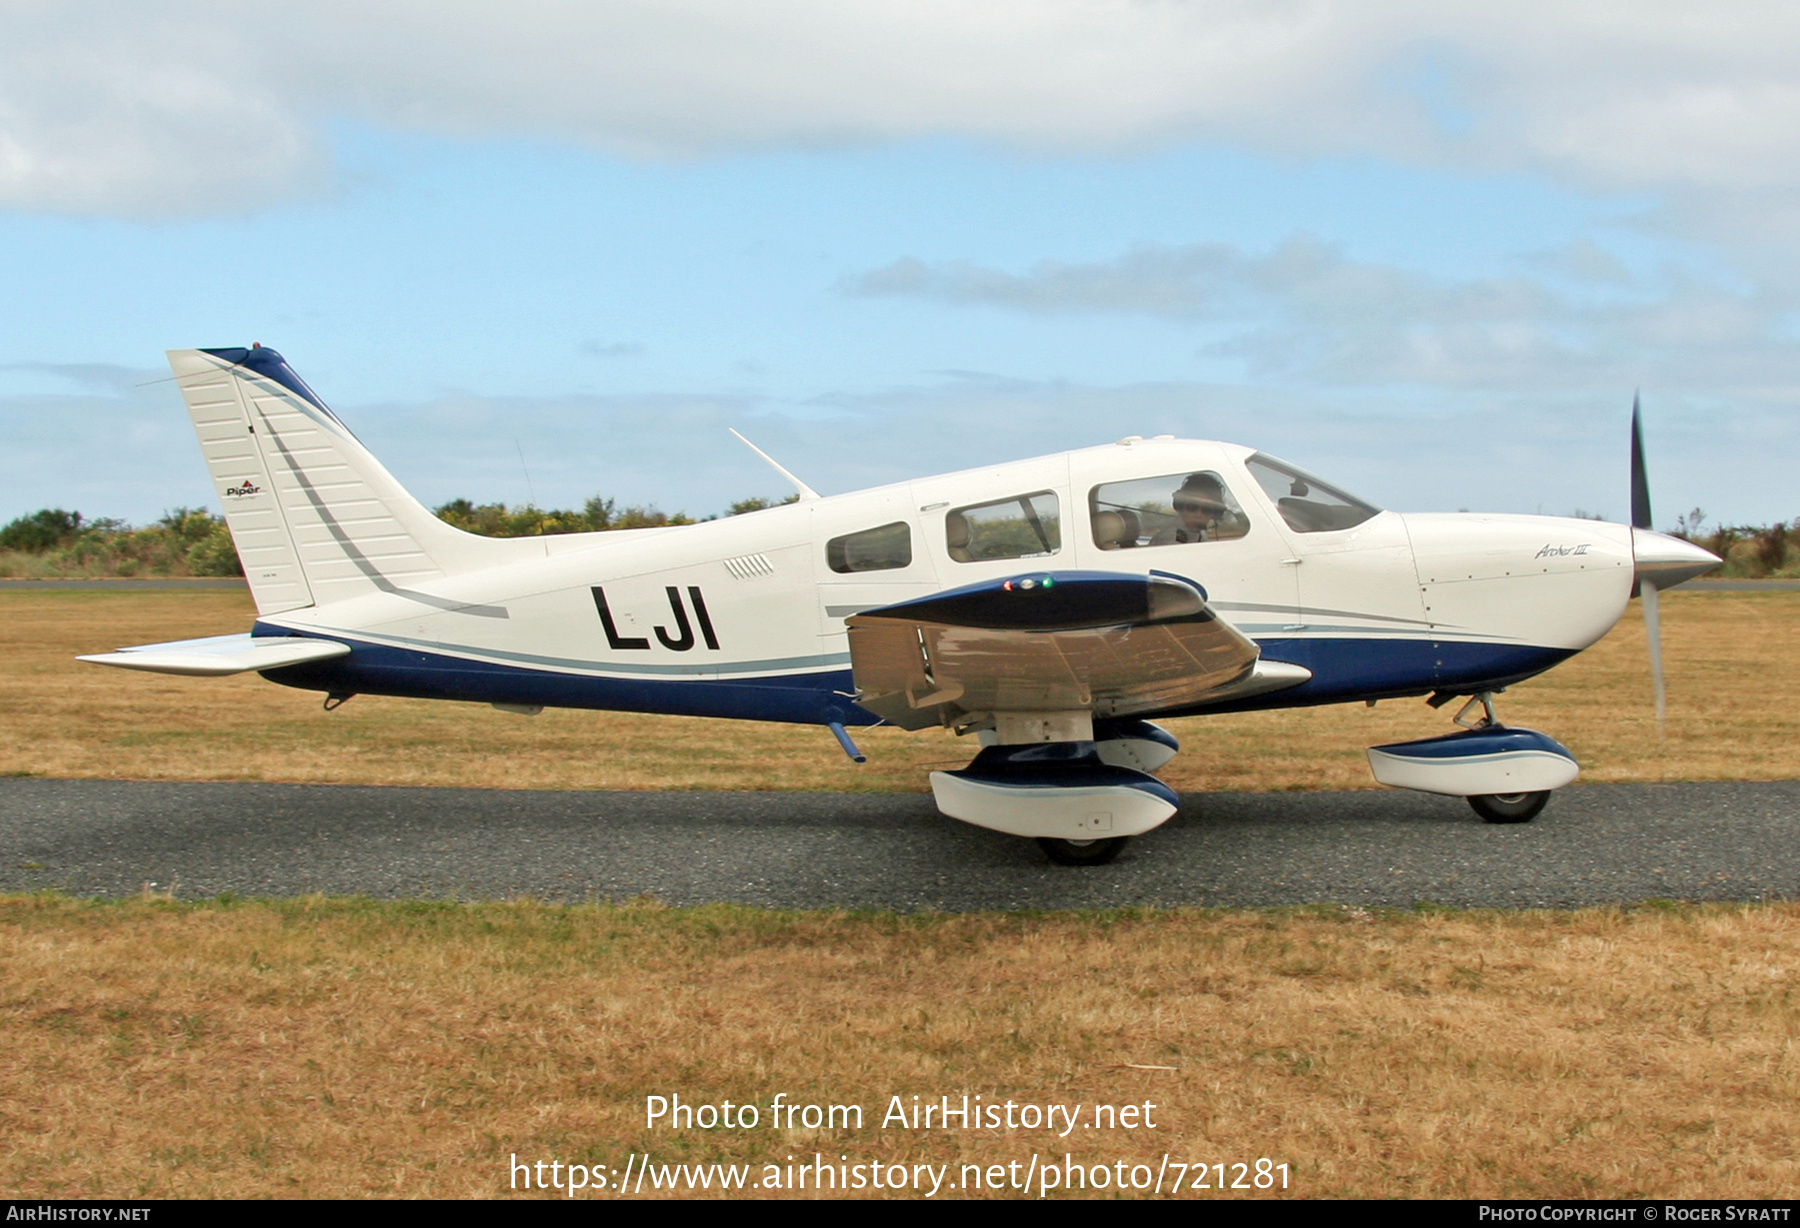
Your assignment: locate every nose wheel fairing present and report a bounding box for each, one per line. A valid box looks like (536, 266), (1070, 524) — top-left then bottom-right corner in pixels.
(1366, 724), (1580, 797)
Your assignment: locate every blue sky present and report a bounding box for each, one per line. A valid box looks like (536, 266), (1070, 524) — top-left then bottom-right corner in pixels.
(4, 3), (1797, 529)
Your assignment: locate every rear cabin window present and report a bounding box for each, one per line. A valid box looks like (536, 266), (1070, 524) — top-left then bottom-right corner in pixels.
(945, 492), (1061, 563)
(1089, 471), (1251, 549)
(1245, 453), (1381, 533)
(826, 521), (913, 573)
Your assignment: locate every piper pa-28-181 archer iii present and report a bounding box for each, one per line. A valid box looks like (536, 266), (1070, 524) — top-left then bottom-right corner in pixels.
(82, 346), (1720, 865)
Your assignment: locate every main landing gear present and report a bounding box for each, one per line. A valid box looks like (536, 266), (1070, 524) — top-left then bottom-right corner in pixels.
(929, 717), (1183, 866)
(1036, 836), (1130, 866)
(1365, 691), (1579, 823)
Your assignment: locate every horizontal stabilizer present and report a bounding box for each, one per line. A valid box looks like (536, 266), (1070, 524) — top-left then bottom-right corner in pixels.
(78, 633), (350, 677)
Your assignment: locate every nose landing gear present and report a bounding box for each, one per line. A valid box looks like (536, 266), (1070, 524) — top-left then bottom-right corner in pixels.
(1449, 695), (1554, 824)
(1367, 690), (1578, 823)
(1466, 790), (1551, 824)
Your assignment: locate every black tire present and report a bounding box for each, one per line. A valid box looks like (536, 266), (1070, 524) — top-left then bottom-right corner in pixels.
(1468, 791), (1550, 824)
(1036, 836), (1128, 866)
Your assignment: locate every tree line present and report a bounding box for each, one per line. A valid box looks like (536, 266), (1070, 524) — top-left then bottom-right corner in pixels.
(430, 493), (795, 537)
(0, 493), (801, 578)
(1671, 510), (1796, 579)
(1, 498), (1790, 579)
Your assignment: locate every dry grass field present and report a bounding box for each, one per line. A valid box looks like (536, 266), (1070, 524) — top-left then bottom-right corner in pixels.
(2, 895), (1796, 1199)
(2, 585), (1797, 791)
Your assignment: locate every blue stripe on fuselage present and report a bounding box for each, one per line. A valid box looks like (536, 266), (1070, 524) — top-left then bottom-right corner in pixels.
(251, 626), (871, 726)
(1182, 636), (1576, 716)
(251, 625), (1575, 726)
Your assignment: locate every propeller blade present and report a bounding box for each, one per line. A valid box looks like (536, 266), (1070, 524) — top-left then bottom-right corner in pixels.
(1629, 392), (1652, 531)
(1641, 580), (1666, 727)
(1630, 394), (1680, 728)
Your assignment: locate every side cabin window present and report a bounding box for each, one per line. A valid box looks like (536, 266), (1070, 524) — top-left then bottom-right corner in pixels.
(1090, 471), (1251, 549)
(826, 521), (913, 573)
(1245, 453), (1380, 534)
(946, 492), (1060, 563)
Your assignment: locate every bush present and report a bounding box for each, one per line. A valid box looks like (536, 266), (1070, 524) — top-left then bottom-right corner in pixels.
(0, 509), (85, 553)
(0, 507), (242, 578)
(433, 495), (698, 536)
(1753, 522), (1790, 573)
(184, 520), (245, 577)
(728, 494), (801, 515)
(1672, 512), (1798, 579)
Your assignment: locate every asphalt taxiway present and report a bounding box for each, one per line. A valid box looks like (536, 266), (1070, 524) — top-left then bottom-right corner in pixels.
(2, 778), (1795, 911)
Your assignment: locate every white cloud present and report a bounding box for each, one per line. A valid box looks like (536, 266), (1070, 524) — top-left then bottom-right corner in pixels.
(579, 340), (645, 359)
(0, 9), (325, 216)
(848, 235), (1800, 397)
(8, 2), (1800, 224)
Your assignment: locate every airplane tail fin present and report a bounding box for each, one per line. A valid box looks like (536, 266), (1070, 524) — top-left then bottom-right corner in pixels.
(169, 346), (486, 615)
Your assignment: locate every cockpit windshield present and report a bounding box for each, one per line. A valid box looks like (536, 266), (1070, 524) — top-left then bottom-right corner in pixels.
(1244, 454), (1381, 534)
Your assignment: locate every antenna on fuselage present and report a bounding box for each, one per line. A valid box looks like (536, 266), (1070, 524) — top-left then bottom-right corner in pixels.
(728, 428), (820, 502)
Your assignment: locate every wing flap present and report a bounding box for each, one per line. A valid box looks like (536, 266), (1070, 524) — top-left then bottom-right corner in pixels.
(847, 571), (1275, 729)
(78, 633), (350, 677)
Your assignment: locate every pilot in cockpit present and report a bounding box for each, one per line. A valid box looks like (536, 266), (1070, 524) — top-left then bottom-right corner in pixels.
(1151, 473), (1231, 545)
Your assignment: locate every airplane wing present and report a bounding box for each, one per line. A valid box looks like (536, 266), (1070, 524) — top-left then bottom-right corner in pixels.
(846, 570), (1308, 730)
(77, 633), (351, 677)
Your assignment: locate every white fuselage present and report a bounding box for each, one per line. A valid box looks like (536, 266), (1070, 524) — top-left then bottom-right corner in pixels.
(254, 437), (1637, 725)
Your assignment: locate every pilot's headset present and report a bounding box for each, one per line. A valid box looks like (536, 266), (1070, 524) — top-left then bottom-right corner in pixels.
(1173, 473), (1226, 513)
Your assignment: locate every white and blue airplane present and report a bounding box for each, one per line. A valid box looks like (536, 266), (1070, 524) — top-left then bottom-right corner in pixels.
(81, 346), (1719, 864)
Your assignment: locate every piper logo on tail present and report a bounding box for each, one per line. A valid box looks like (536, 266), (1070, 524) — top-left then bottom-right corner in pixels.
(223, 478), (262, 498)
